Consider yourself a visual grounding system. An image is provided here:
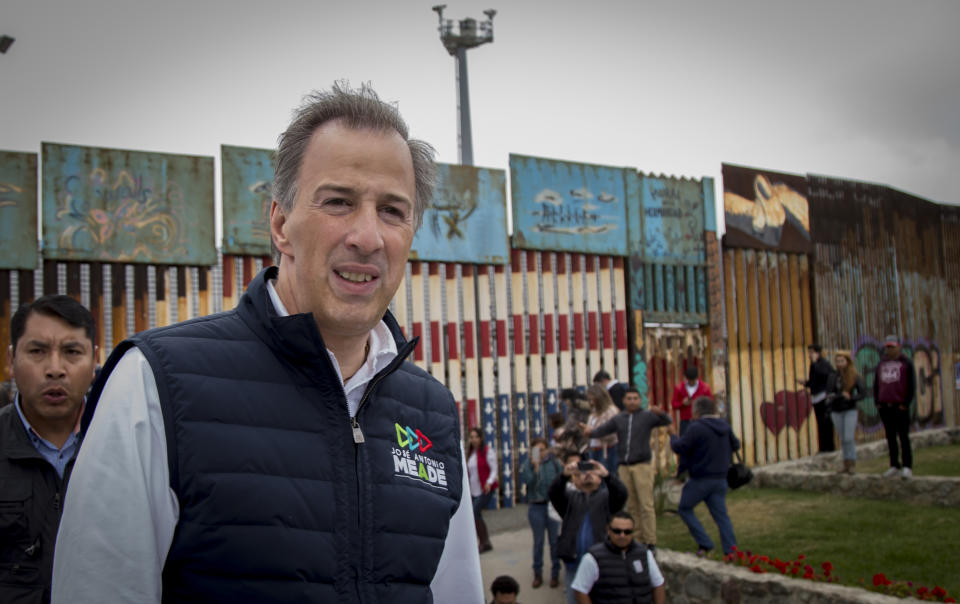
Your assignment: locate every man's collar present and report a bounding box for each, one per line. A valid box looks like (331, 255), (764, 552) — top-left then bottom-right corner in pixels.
(13, 393), (84, 445)
(266, 278), (396, 358)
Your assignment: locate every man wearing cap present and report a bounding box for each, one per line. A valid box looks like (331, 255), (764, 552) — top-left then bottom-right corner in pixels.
(874, 335), (916, 478)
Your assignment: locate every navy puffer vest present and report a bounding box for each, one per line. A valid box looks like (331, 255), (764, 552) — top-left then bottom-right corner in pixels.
(98, 267), (463, 603)
(587, 539), (653, 604)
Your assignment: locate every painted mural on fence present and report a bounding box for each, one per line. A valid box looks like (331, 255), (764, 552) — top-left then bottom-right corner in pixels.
(221, 145), (274, 257)
(42, 143), (215, 265)
(0, 151), (38, 270)
(510, 154), (630, 256)
(636, 175), (707, 262)
(411, 163), (509, 264)
(722, 163), (811, 253)
(855, 337), (944, 431)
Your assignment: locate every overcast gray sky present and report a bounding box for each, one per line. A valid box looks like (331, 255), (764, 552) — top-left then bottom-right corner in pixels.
(3, 0), (958, 238)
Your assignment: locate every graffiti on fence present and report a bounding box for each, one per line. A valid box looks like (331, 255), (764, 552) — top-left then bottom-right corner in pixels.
(42, 144), (215, 265)
(722, 163), (811, 253)
(855, 336), (944, 429)
(759, 390), (812, 435)
(510, 154), (629, 256)
(412, 164), (509, 264)
(0, 151), (38, 269)
(221, 145), (274, 256)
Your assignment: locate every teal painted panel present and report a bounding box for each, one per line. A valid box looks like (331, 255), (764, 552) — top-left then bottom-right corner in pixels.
(702, 177), (717, 232)
(0, 151), (38, 269)
(638, 175), (706, 262)
(221, 145), (274, 257)
(412, 163), (509, 264)
(42, 143), (215, 265)
(510, 154), (629, 256)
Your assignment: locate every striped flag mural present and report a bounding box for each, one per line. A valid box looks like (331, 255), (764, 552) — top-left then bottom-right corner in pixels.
(526, 251), (544, 439)
(510, 250), (528, 502)
(444, 264), (463, 429)
(613, 258), (630, 385)
(428, 263), (445, 382)
(571, 254), (588, 390)
(462, 266), (480, 432)
(409, 263), (426, 371)
(556, 254), (574, 393)
(541, 253), (561, 429)
(494, 264), (513, 507)
(586, 255), (601, 379)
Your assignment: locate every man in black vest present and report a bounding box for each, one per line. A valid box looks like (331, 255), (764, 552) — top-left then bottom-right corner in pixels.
(53, 83), (482, 603)
(1, 295), (97, 604)
(570, 511), (665, 604)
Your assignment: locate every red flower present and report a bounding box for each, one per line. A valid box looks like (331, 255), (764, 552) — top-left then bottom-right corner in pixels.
(873, 573), (892, 587)
(803, 569), (814, 579)
(797, 554), (806, 560)
(760, 555), (769, 563)
(933, 586), (947, 598)
(821, 561), (833, 573)
(943, 598), (955, 603)
(917, 587), (929, 597)
(791, 567), (800, 576)
(750, 564), (765, 574)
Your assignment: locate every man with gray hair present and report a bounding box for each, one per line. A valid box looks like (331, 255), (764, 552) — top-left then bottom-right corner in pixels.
(53, 82), (483, 603)
(668, 396), (739, 556)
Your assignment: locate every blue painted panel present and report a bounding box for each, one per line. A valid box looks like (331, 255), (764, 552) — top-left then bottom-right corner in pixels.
(413, 164), (509, 264)
(638, 175), (707, 263)
(530, 392), (543, 439)
(221, 145), (274, 256)
(510, 154), (629, 256)
(0, 151), (38, 269)
(702, 177), (717, 232)
(513, 392), (528, 503)
(481, 396), (501, 508)
(497, 393), (514, 506)
(42, 143), (215, 265)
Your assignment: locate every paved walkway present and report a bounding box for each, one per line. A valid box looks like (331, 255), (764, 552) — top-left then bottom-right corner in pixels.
(479, 505), (568, 604)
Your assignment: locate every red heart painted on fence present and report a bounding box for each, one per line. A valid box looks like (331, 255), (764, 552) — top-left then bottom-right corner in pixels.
(760, 390), (812, 435)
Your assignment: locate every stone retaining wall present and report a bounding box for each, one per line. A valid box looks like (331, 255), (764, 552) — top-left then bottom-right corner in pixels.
(750, 427), (960, 506)
(657, 549), (919, 604)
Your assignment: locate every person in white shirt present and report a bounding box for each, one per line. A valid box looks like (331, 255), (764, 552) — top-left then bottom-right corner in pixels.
(52, 82), (483, 604)
(571, 511), (665, 604)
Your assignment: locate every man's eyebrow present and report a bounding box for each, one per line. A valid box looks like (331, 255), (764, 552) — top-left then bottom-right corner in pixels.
(311, 184), (411, 206)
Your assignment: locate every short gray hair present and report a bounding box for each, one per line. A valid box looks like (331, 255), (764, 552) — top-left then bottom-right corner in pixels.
(271, 81), (436, 263)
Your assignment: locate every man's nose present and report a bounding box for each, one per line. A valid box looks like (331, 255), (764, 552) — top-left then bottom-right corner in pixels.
(46, 351), (67, 379)
(344, 204), (384, 254)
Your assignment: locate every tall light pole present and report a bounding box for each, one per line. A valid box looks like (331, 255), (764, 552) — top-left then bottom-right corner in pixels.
(432, 5), (496, 166)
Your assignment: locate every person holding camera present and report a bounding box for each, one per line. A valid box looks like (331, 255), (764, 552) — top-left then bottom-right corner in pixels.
(549, 450), (627, 604)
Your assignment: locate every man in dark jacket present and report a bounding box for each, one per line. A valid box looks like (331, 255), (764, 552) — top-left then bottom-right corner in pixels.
(1, 295), (97, 604)
(571, 511), (666, 604)
(668, 396), (739, 555)
(799, 344), (835, 453)
(549, 450), (628, 604)
(874, 335), (917, 478)
(52, 83), (482, 603)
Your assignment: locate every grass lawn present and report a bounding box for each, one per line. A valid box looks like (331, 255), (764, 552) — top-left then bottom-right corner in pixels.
(657, 487), (960, 597)
(856, 443), (960, 477)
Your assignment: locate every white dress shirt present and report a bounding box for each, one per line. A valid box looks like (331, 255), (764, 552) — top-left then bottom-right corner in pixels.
(52, 281), (482, 603)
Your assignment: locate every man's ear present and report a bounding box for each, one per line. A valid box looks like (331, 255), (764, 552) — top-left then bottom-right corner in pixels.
(91, 345), (99, 379)
(270, 200), (291, 257)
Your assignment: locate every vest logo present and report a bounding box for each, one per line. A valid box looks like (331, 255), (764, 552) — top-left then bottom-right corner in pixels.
(392, 422), (447, 490)
(396, 423), (433, 453)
